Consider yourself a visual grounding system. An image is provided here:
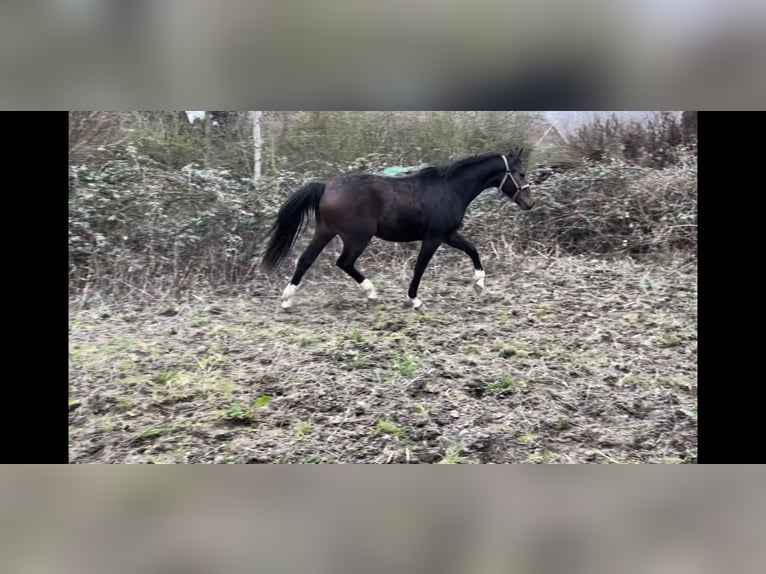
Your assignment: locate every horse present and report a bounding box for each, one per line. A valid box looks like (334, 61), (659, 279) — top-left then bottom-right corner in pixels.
(260, 149), (535, 310)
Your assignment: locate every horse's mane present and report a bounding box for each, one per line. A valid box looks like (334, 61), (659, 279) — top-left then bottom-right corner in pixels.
(407, 152), (499, 179)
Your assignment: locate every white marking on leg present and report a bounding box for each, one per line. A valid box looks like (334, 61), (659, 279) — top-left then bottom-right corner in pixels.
(473, 269), (485, 292)
(280, 283), (297, 309)
(409, 297), (423, 310)
(360, 278), (378, 299)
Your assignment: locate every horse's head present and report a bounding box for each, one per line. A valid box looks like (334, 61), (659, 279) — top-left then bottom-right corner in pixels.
(499, 149), (535, 210)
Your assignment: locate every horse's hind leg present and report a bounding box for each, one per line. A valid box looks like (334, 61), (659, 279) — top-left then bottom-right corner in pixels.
(280, 230), (334, 309)
(407, 237), (442, 310)
(445, 231), (485, 293)
(336, 234), (378, 300)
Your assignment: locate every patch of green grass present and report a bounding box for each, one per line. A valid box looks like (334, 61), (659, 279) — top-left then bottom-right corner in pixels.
(484, 376), (526, 396)
(414, 404), (429, 415)
(252, 395), (272, 408)
(438, 444), (471, 464)
(660, 335), (682, 348)
(155, 369), (182, 384)
(387, 332), (403, 343)
(517, 433), (534, 445)
(188, 312), (208, 328)
(664, 449), (698, 464)
(197, 353), (224, 371)
(69, 319), (85, 334)
(350, 328), (365, 343)
(393, 354), (420, 378)
(375, 420), (405, 439)
(224, 403), (252, 422)
(620, 374), (640, 386)
(351, 351), (367, 369)
(116, 396), (134, 411)
(294, 420), (312, 438)
(680, 406), (697, 423)
(151, 370), (195, 404)
(91, 414), (120, 433)
(336, 349), (366, 370)
(117, 360), (136, 372)
(205, 378), (236, 400)
(223, 396), (272, 423)
(69, 343), (115, 364)
(498, 314), (510, 327)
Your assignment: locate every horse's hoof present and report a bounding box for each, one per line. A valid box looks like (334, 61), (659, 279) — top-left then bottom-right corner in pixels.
(280, 284), (297, 306)
(409, 297), (424, 311)
(473, 270), (485, 293)
(361, 279), (378, 300)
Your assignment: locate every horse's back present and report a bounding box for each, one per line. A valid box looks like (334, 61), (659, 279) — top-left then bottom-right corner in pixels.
(320, 173), (425, 241)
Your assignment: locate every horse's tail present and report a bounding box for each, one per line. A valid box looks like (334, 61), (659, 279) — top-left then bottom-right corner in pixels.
(261, 181), (326, 271)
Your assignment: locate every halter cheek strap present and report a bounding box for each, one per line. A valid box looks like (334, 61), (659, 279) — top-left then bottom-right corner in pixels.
(498, 154), (530, 201)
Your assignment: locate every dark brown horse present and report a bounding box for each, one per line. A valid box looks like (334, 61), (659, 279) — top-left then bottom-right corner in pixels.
(261, 150), (535, 310)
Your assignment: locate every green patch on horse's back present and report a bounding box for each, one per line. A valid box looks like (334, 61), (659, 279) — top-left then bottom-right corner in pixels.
(379, 165), (422, 177)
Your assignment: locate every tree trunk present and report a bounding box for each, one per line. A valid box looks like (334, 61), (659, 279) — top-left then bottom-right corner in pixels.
(250, 111), (263, 184)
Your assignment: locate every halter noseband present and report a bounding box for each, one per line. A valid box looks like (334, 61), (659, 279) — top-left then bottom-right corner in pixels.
(498, 154), (530, 201)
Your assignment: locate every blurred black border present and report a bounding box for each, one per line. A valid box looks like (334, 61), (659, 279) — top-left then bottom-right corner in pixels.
(1, 111), (69, 463)
(696, 112), (758, 464)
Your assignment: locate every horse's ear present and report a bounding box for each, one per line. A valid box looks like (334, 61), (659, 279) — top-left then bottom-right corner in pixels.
(516, 148), (524, 160)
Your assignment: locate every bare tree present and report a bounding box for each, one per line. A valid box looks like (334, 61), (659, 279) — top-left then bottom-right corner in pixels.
(250, 111), (263, 184)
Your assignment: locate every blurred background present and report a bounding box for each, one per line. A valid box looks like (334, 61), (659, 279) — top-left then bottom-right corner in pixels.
(3, 0), (765, 107)
(2, 468), (764, 574)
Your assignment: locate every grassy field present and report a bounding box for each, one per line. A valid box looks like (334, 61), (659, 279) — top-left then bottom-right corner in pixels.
(69, 251), (697, 463)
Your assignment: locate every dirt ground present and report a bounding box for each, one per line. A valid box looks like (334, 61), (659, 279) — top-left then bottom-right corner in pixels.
(69, 252), (697, 463)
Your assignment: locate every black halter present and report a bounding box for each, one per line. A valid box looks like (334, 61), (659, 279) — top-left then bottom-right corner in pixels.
(498, 154), (529, 201)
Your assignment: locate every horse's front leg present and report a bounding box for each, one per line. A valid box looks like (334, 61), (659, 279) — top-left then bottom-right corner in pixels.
(407, 238), (442, 310)
(445, 231), (485, 293)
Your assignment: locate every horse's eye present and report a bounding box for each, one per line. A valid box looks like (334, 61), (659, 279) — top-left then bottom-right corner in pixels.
(520, 173), (526, 178)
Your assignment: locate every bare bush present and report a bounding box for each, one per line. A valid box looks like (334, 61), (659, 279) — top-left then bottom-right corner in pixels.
(69, 112), (124, 165)
(566, 112), (695, 169)
(464, 150), (697, 256)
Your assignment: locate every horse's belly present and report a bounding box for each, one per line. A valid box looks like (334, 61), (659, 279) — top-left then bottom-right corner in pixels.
(375, 223), (422, 242)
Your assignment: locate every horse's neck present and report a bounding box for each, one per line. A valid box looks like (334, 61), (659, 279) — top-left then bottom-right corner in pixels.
(452, 162), (502, 208)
